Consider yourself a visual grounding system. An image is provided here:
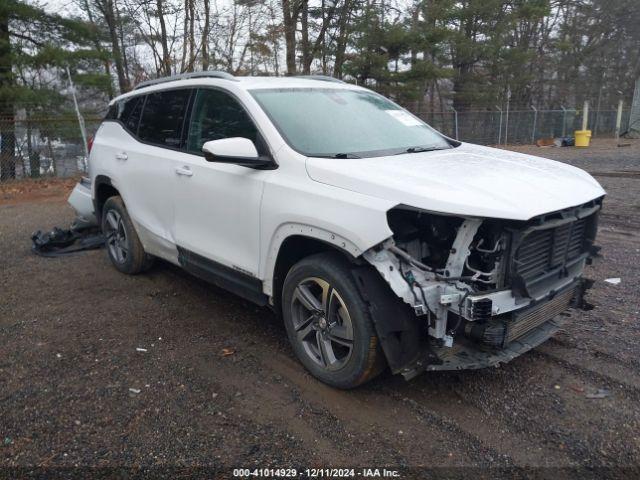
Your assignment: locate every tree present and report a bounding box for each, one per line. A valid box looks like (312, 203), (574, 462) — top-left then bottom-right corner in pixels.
(0, 0), (109, 180)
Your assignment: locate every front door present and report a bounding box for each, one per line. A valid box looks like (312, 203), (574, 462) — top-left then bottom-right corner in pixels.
(172, 88), (270, 281)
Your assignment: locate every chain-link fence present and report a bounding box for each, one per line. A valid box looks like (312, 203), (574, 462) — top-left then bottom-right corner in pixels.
(0, 109), (101, 182)
(0, 104), (632, 182)
(414, 107), (631, 145)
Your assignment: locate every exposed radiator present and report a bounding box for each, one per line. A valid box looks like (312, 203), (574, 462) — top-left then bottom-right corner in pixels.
(505, 286), (576, 343)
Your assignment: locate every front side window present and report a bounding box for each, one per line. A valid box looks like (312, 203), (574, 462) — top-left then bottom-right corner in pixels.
(251, 88), (452, 158)
(138, 89), (191, 148)
(187, 88), (258, 154)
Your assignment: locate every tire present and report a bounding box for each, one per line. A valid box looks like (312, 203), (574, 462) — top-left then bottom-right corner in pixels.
(282, 252), (385, 389)
(101, 196), (154, 275)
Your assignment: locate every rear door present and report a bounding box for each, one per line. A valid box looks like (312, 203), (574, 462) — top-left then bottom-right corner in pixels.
(117, 88), (192, 256)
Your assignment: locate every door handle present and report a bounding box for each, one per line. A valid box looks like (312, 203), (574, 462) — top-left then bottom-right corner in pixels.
(115, 152), (128, 161)
(175, 166), (193, 177)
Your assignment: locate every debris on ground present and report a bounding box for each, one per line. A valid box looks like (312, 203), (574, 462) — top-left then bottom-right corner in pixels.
(31, 225), (104, 257)
(604, 277), (621, 285)
(128, 388), (141, 394)
(221, 348), (235, 357)
(136, 347), (148, 353)
(536, 138), (555, 147)
(586, 389), (611, 399)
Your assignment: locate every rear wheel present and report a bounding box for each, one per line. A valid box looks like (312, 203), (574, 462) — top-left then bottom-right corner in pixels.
(282, 252), (385, 388)
(101, 196), (154, 274)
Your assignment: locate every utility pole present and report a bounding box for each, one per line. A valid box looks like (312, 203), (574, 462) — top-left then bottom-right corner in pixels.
(496, 106), (503, 145)
(505, 86), (511, 145)
(615, 99), (624, 140)
(66, 66), (89, 171)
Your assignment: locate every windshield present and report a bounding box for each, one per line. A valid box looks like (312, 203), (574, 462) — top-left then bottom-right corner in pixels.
(250, 88), (452, 158)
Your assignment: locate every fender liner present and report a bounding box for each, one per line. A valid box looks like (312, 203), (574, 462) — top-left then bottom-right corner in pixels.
(352, 265), (438, 375)
(93, 175), (116, 222)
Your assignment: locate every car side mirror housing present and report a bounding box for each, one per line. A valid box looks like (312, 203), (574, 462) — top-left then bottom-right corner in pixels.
(202, 138), (276, 169)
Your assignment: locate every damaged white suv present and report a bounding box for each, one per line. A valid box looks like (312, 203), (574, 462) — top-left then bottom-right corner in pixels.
(69, 72), (605, 388)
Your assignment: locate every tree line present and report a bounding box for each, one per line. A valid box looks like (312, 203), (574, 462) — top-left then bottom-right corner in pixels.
(1, 0), (639, 179)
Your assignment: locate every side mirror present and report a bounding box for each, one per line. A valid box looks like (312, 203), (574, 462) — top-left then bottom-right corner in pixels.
(202, 138), (275, 169)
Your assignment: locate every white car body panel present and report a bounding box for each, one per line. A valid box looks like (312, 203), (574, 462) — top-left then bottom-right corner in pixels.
(258, 146), (395, 295)
(171, 149), (267, 276)
(306, 142), (605, 221)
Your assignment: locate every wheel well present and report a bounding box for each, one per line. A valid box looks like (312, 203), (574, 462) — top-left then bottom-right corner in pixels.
(95, 182), (120, 222)
(272, 235), (354, 316)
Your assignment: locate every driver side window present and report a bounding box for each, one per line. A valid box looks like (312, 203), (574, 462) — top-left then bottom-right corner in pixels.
(187, 89), (258, 154)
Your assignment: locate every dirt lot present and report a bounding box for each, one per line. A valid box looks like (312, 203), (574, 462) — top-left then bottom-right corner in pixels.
(1, 139), (640, 478)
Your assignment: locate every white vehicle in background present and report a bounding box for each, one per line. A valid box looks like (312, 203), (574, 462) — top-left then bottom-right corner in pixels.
(69, 72), (605, 388)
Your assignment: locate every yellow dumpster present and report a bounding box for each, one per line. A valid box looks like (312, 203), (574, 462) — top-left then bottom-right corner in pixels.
(574, 129), (591, 147)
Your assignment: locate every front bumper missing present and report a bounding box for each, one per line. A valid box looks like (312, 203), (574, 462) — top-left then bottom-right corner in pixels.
(356, 248), (591, 379)
(402, 316), (566, 379)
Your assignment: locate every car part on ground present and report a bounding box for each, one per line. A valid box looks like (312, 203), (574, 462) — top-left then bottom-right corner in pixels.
(31, 224), (104, 257)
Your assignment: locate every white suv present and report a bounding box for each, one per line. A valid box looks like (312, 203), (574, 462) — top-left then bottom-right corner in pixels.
(69, 72), (605, 388)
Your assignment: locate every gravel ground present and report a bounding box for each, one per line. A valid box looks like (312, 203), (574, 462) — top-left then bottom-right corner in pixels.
(1, 139), (639, 478)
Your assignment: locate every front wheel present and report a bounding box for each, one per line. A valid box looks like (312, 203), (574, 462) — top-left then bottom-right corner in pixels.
(282, 252), (385, 389)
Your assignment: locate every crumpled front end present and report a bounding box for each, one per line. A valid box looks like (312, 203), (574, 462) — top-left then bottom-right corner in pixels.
(358, 198), (602, 379)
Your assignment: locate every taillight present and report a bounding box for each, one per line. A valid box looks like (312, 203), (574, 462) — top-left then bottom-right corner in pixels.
(87, 135), (94, 154)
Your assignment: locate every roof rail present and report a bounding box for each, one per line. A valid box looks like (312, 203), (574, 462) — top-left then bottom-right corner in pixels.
(134, 71), (238, 90)
(296, 75), (345, 84)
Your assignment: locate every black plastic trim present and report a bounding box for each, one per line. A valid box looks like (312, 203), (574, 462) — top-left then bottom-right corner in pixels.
(352, 265), (429, 374)
(177, 246), (269, 306)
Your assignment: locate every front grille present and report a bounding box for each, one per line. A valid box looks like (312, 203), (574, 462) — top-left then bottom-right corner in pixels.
(505, 286), (576, 343)
(516, 219), (586, 279)
(511, 208), (598, 296)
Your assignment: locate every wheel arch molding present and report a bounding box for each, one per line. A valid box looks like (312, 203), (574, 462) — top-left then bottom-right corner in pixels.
(264, 224), (365, 308)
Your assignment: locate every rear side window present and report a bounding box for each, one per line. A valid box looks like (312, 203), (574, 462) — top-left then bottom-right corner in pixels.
(187, 89), (257, 153)
(105, 96), (143, 135)
(122, 97), (144, 134)
(138, 89), (191, 148)
(105, 104), (118, 120)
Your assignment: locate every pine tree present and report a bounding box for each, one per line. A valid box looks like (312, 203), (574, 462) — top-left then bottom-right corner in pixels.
(0, 0), (109, 180)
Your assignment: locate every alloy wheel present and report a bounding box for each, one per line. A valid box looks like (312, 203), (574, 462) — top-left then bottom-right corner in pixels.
(290, 277), (354, 371)
(104, 210), (128, 264)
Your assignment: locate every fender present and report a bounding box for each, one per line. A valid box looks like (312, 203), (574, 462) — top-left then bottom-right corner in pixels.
(262, 223), (363, 296)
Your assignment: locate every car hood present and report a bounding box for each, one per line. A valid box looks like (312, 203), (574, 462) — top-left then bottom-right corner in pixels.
(305, 143), (605, 220)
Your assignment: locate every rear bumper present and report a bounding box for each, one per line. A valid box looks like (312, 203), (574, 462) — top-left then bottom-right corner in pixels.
(68, 177), (97, 227)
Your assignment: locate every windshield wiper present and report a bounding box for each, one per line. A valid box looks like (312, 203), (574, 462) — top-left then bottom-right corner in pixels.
(398, 145), (448, 155)
(312, 153), (362, 159)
